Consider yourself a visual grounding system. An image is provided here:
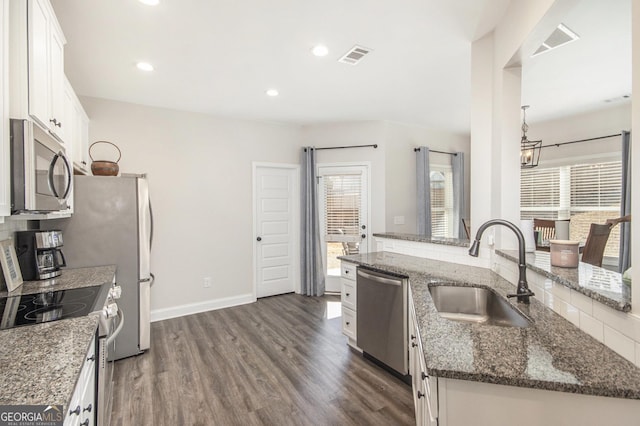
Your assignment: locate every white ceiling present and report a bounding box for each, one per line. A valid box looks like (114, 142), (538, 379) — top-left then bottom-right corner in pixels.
(50, 0), (630, 134)
(50, 0), (510, 134)
(521, 0), (631, 123)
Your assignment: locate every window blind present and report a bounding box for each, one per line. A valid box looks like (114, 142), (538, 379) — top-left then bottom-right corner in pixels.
(570, 162), (621, 210)
(323, 173), (362, 242)
(520, 160), (622, 258)
(430, 168), (453, 237)
(521, 167), (560, 219)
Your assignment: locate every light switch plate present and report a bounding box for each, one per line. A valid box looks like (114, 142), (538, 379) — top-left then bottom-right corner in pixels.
(393, 216), (405, 225)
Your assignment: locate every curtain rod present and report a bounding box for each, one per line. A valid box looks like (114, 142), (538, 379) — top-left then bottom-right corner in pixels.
(307, 144), (378, 152)
(413, 147), (457, 156)
(540, 133), (622, 149)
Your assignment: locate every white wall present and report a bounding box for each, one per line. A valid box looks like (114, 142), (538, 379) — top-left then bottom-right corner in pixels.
(81, 97), (302, 316)
(78, 104), (471, 316)
(470, 0), (574, 249)
(531, 103), (631, 166)
(299, 121), (387, 241)
(300, 120), (471, 236)
(383, 121), (470, 234)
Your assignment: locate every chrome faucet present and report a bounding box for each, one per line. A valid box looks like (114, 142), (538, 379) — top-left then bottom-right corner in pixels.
(468, 219), (535, 304)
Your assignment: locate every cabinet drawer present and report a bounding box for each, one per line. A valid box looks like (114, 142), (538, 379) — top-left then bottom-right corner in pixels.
(341, 262), (356, 281)
(342, 307), (357, 340)
(341, 280), (356, 311)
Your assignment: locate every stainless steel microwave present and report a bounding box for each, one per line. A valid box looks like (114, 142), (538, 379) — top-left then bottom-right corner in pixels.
(10, 119), (72, 213)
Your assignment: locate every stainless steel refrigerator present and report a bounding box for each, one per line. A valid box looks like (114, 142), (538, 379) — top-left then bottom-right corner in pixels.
(44, 174), (153, 360)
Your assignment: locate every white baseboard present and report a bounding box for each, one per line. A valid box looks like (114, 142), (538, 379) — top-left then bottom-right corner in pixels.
(150, 293), (256, 322)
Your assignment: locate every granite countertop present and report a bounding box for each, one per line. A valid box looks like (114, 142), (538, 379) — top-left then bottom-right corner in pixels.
(1, 265), (117, 298)
(340, 251), (640, 399)
(0, 316), (99, 406)
(373, 232), (470, 247)
(0, 266), (116, 409)
(497, 250), (630, 312)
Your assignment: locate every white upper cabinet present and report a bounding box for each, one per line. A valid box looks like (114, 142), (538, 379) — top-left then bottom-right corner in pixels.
(10, 0), (67, 142)
(48, 24), (65, 138)
(27, 0), (66, 139)
(0, 0), (10, 220)
(63, 76), (90, 174)
(27, 0), (49, 127)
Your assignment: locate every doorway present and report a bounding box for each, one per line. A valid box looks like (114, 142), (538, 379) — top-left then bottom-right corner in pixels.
(318, 163), (370, 293)
(253, 163), (300, 298)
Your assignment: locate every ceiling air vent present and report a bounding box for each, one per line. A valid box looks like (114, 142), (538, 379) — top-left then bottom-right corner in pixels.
(338, 45), (372, 65)
(531, 24), (579, 57)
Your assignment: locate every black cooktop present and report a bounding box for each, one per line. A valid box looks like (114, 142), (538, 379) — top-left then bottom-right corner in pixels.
(0, 284), (110, 330)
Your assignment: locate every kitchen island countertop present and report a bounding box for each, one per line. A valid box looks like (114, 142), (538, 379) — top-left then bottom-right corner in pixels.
(0, 266), (116, 408)
(340, 251), (640, 399)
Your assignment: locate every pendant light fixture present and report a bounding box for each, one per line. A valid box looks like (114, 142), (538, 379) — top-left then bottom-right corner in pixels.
(520, 105), (542, 168)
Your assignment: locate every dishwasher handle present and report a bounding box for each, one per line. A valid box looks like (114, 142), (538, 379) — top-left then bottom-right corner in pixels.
(357, 269), (403, 286)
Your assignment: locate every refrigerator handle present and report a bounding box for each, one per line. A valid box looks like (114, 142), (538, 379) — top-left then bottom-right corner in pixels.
(149, 199), (154, 250)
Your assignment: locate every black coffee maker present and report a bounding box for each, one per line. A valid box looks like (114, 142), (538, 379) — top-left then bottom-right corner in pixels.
(15, 230), (66, 281)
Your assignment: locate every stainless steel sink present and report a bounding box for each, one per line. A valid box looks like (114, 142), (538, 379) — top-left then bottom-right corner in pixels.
(428, 285), (532, 328)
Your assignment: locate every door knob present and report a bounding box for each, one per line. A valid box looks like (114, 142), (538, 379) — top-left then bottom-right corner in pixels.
(256, 237), (262, 241)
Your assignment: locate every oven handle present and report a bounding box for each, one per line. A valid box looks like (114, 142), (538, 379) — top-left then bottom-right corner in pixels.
(106, 309), (125, 346)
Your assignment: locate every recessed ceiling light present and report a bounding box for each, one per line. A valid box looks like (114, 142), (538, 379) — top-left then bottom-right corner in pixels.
(139, 0), (159, 5)
(266, 89), (279, 97)
(136, 62), (154, 72)
(311, 45), (329, 57)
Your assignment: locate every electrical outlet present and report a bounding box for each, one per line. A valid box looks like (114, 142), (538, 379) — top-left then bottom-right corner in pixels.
(393, 216), (405, 225)
(203, 277), (212, 288)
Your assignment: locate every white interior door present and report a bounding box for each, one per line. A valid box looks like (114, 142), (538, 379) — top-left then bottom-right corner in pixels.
(254, 164), (299, 298)
(318, 164), (370, 293)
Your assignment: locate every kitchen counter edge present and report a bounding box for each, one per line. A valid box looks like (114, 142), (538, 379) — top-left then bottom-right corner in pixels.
(339, 252), (640, 400)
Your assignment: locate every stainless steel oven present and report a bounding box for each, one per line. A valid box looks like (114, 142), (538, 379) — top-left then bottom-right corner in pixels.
(10, 119), (72, 213)
(93, 284), (124, 426)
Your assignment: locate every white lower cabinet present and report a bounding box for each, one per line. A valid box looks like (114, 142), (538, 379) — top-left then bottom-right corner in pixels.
(408, 290), (640, 426)
(64, 333), (96, 426)
(340, 261), (360, 350)
(409, 289), (437, 426)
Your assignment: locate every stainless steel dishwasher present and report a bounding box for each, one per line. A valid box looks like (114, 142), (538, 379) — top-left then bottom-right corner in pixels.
(356, 266), (409, 380)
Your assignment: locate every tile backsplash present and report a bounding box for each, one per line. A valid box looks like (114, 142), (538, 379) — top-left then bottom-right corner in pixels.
(0, 220), (35, 290)
(0, 219), (32, 241)
(492, 253), (640, 368)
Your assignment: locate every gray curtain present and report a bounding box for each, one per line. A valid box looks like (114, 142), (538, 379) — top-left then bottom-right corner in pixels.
(416, 146), (432, 236)
(451, 152), (466, 239)
(619, 131), (631, 273)
(301, 147), (325, 296)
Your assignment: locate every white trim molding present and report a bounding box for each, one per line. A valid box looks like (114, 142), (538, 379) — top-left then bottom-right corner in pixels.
(150, 293), (255, 323)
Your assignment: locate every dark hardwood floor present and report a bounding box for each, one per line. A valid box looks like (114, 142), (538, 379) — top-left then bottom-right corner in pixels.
(110, 294), (415, 426)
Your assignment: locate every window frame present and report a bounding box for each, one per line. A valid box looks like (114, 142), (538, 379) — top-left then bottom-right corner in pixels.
(430, 163), (454, 238)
